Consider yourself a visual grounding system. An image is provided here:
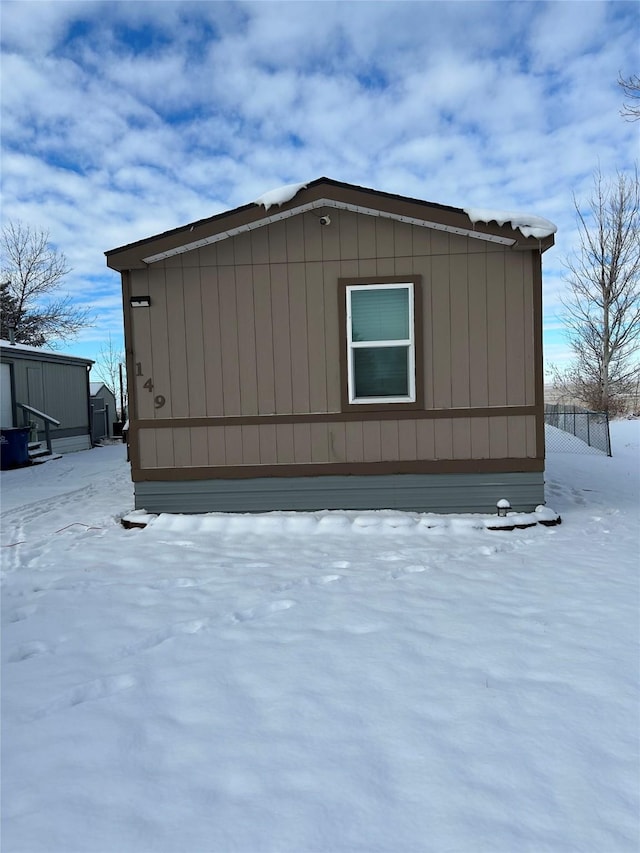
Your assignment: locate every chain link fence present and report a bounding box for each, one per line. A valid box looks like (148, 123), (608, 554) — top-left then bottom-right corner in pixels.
(544, 404), (611, 456)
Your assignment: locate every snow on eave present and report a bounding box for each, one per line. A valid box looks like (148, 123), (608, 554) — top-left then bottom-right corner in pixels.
(253, 181), (308, 211)
(0, 338), (94, 365)
(464, 207), (557, 240)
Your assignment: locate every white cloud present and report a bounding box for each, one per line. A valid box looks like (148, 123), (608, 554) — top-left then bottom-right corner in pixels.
(0, 0), (637, 364)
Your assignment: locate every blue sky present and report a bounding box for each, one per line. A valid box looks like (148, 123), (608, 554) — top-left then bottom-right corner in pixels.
(1, 0), (638, 371)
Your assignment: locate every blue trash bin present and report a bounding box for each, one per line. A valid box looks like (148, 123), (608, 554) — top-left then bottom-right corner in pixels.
(0, 427), (31, 469)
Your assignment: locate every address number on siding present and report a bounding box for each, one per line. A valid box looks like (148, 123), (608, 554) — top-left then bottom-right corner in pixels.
(136, 362), (167, 410)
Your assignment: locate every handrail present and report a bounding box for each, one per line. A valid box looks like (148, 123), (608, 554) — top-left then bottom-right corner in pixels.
(16, 402), (60, 427)
(16, 402), (61, 454)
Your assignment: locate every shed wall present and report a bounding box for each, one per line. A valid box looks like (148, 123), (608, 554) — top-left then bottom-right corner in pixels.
(3, 355), (90, 442)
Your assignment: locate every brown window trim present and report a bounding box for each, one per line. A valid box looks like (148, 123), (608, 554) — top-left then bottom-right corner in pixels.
(338, 275), (424, 412)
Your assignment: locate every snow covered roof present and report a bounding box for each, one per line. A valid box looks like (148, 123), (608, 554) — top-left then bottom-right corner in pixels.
(0, 339), (94, 366)
(106, 178), (556, 270)
(90, 382), (113, 396)
(464, 208), (557, 240)
(253, 181), (308, 211)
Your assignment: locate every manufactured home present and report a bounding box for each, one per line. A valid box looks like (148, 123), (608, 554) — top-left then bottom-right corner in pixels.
(106, 178), (556, 514)
(0, 340), (93, 455)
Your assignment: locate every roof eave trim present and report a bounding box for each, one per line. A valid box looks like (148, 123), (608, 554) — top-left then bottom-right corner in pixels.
(141, 198), (515, 264)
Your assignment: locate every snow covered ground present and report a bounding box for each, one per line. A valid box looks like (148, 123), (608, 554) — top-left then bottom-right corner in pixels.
(2, 422), (638, 853)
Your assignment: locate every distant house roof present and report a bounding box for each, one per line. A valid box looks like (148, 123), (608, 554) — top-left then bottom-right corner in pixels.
(105, 177), (556, 271)
(0, 339), (94, 367)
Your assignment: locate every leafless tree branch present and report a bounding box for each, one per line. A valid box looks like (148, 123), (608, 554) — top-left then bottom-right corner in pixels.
(0, 220), (92, 346)
(619, 73), (640, 121)
(557, 167), (640, 414)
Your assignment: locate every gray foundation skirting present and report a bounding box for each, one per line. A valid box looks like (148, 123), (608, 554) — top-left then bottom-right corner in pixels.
(134, 471), (545, 515)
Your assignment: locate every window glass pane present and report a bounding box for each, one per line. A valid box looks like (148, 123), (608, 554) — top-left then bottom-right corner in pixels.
(351, 288), (409, 342)
(353, 347), (409, 398)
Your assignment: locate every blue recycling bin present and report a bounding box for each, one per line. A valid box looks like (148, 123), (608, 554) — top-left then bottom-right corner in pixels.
(0, 427), (30, 469)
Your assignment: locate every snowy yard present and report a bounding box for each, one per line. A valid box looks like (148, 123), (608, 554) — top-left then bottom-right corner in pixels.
(1, 422), (639, 853)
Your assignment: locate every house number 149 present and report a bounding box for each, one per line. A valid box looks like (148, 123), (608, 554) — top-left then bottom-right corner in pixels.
(136, 362), (166, 409)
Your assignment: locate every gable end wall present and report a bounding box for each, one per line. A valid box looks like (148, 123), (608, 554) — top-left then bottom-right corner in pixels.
(124, 208), (543, 488)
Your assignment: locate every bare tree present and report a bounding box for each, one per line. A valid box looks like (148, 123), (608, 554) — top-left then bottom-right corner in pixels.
(94, 333), (127, 420)
(556, 168), (640, 415)
(619, 73), (640, 121)
(0, 220), (92, 346)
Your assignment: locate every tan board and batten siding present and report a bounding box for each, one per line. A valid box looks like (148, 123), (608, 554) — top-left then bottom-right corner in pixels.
(129, 211), (538, 460)
(110, 179), (551, 513)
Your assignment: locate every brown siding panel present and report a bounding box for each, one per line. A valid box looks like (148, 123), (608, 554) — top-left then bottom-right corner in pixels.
(310, 423), (330, 463)
(398, 420), (417, 461)
(449, 254), (470, 408)
(250, 227), (270, 265)
(375, 216), (395, 258)
(434, 419), (454, 459)
(241, 424), (261, 465)
(165, 269), (189, 418)
(339, 212), (359, 260)
(207, 426), (226, 465)
(507, 415), (527, 459)
(138, 428), (157, 468)
(218, 267), (242, 416)
(173, 427), (191, 467)
(288, 263), (310, 413)
(128, 206), (546, 486)
(431, 256), (452, 409)
(380, 420), (400, 461)
(323, 261), (342, 413)
(394, 219), (413, 258)
(523, 254), (536, 406)
(276, 423), (295, 464)
(505, 253), (526, 406)
(468, 253), (489, 408)
(489, 416), (508, 458)
(253, 264), (276, 414)
(362, 420), (382, 462)
(306, 262), (328, 413)
(452, 418), (472, 459)
(329, 422), (346, 462)
(486, 253), (507, 407)
(471, 417), (490, 459)
(303, 212), (323, 262)
(270, 264), (293, 413)
(345, 421), (364, 462)
(190, 427), (209, 467)
(285, 216), (305, 264)
(201, 269), (225, 417)
(259, 423), (278, 464)
(224, 425), (243, 465)
(183, 267), (207, 417)
(155, 428), (175, 468)
(267, 219), (287, 264)
(135, 414), (538, 471)
(235, 264), (259, 415)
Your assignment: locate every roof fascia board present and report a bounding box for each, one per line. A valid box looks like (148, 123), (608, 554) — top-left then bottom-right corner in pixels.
(0, 345), (94, 367)
(141, 199), (516, 265)
(107, 179), (549, 271)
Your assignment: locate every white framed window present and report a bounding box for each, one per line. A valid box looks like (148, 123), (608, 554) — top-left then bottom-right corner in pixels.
(346, 282), (416, 404)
